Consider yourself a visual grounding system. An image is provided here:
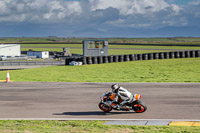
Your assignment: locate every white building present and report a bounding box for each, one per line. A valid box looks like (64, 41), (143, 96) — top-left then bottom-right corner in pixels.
(27, 51), (49, 59)
(0, 44), (21, 57)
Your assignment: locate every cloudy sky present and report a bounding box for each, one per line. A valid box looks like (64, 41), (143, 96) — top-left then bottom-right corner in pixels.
(0, 0), (200, 37)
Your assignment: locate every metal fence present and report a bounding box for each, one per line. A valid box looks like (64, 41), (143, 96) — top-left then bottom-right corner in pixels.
(0, 61), (65, 66)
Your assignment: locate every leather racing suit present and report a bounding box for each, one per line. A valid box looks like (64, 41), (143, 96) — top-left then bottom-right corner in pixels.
(112, 86), (133, 109)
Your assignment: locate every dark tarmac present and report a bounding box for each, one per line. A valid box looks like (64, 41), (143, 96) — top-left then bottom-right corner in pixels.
(0, 82), (200, 120)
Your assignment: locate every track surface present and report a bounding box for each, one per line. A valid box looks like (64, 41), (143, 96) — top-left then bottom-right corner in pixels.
(0, 82), (200, 119)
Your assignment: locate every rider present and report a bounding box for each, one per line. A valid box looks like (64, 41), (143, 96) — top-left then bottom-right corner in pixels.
(111, 83), (133, 110)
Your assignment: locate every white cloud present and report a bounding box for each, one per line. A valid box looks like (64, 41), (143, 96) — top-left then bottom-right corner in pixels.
(89, 0), (181, 16)
(16, 3), (25, 12)
(189, 1), (200, 5)
(0, 0), (199, 32)
(0, 14), (26, 22)
(0, 0), (82, 22)
(0, 1), (10, 15)
(106, 19), (125, 25)
(67, 1), (82, 15)
(171, 4), (182, 15)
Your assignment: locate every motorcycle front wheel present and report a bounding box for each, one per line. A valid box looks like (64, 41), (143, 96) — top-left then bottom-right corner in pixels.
(99, 102), (112, 113)
(132, 100), (147, 113)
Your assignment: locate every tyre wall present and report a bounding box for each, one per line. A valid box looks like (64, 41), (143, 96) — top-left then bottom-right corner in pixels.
(65, 50), (200, 65)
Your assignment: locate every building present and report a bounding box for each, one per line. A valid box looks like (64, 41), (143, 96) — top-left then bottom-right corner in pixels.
(0, 44), (21, 57)
(83, 40), (108, 56)
(27, 51), (49, 59)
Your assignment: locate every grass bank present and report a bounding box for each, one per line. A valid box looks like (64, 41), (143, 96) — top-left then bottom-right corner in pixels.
(1, 58), (199, 82)
(1, 37), (200, 45)
(0, 120), (199, 133)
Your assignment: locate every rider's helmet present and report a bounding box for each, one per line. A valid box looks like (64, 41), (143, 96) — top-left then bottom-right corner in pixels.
(111, 83), (119, 92)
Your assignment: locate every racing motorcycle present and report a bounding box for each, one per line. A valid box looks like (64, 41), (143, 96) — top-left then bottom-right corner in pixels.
(99, 91), (147, 113)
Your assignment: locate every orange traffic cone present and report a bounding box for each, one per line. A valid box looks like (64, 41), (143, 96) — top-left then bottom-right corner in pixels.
(6, 70), (10, 82)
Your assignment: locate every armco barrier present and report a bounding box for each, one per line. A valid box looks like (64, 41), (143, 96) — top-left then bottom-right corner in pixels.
(0, 61), (65, 66)
(65, 50), (200, 65)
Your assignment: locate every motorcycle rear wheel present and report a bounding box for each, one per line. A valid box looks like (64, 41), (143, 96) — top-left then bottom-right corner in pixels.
(99, 103), (112, 113)
(132, 100), (147, 113)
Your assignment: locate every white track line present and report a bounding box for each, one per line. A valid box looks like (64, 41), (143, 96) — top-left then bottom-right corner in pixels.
(0, 118), (200, 121)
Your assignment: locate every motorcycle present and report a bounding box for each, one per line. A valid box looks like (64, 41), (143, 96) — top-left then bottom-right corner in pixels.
(99, 91), (147, 113)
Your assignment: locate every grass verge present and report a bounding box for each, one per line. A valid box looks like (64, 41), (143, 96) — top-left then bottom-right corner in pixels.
(1, 58), (199, 82)
(22, 47), (170, 55)
(0, 120), (200, 133)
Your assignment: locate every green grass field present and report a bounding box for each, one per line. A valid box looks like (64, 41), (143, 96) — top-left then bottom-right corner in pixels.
(21, 43), (82, 48)
(21, 43), (200, 55)
(22, 47), (170, 55)
(0, 120), (199, 133)
(1, 58), (199, 82)
(1, 37), (200, 45)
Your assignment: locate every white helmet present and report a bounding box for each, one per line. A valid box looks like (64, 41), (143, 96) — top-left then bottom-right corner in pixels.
(111, 83), (119, 92)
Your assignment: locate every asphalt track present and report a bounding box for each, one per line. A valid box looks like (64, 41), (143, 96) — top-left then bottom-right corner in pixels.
(0, 82), (200, 120)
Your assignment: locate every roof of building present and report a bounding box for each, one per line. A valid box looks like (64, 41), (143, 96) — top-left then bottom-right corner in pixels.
(0, 44), (20, 49)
